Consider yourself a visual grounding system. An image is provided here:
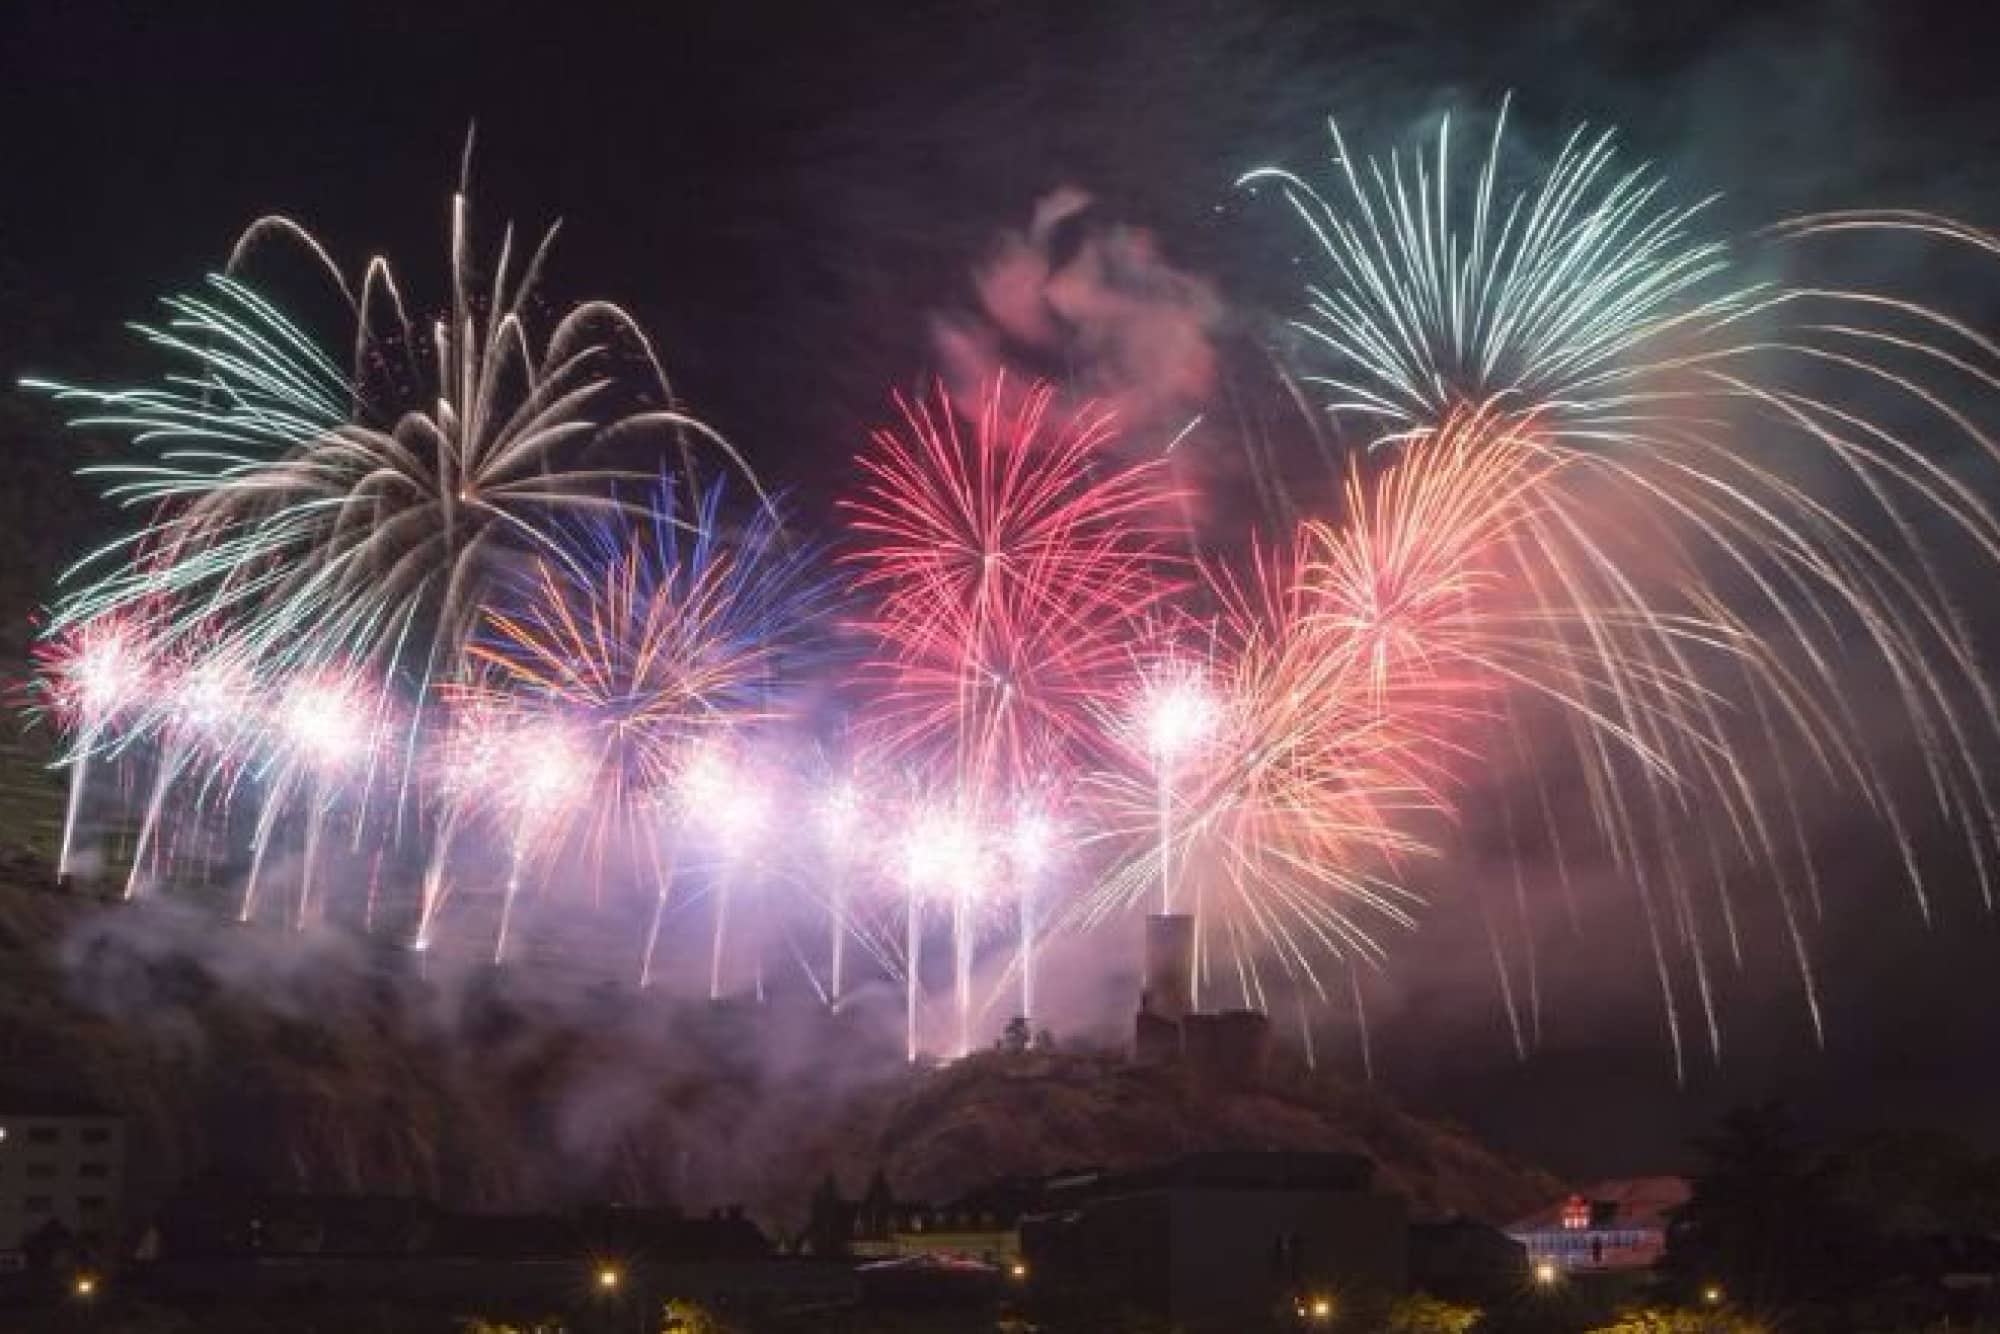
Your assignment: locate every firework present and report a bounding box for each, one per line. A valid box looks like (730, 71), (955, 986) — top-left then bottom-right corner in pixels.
(33, 614), (154, 879)
(1080, 541), (1443, 1013)
(127, 647), (259, 898)
(1006, 803), (1059, 1020)
(815, 775), (867, 1006)
(459, 475), (826, 973)
(1132, 656), (1222, 919)
(674, 740), (774, 997)
(239, 670), (382, 927)
(25, 158), (761, 916)
(1245, 104), (2000, 1071)
(895, 801), (990, 1059)
(489, 717), (591, 964)
(844, 376), (1180, 799)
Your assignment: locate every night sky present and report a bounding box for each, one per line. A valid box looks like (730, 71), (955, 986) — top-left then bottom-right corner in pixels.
(7, 0), (2000, 1182)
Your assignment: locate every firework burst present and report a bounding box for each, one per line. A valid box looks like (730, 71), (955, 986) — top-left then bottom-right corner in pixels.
(844, 376), (1181, 800)
(1079, 544), (1444, 1012)
(25, 156), (763, 905)
(1245, 103), (2000, 1072)
(443, 476), (827, 962)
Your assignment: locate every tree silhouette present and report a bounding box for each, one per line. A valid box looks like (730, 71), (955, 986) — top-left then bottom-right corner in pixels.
(1662, 1102), (1877, 1315)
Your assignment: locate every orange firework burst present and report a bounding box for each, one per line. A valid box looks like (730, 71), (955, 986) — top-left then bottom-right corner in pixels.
(1077, 540), (1447, 1011)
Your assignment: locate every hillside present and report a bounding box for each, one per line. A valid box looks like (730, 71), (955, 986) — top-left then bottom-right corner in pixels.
(0, 879), (1559, 1238)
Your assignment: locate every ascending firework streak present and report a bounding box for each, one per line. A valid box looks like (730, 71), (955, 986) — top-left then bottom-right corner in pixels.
(26, 150), (761, 900)
(1244, 102), (2000, 1073)
(242, 672), (378, 927)
(845, 375), (1179, 1030)
(488, 719), (590, 964)
(815, 777), (865, 1007)
(898, 803), (987, 1059)
(32, 616), (152, 880)
(1008, 805), (1056, 1020)
(1134, 658), (1221, 920)
(127, 648), (257, 899)
(677, 742), (774, 998)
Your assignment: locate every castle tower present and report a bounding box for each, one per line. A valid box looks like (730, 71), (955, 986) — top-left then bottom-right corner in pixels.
(1142, 913), (1194, 1020)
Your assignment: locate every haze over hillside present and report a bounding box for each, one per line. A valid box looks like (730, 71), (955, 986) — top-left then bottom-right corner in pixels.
(0, 879), (1558, 1235)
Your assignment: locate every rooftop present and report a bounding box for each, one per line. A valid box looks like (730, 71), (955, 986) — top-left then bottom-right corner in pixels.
(1507, 1177), (1689, 1233)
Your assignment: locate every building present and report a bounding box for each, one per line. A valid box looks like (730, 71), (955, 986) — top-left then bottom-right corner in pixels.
(0, 1099), (125, 1259)
(812, 1171), (1027, 1267)
(1505, 1177), (1689, 1274)
(1022, 1151), (1408, 1332)
(1408, 1218), (1529, 1304)
(1134, 913), (1272, 1085)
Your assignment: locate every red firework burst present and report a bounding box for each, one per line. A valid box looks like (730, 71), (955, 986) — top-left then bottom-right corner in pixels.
(843, 376), (1182, 798)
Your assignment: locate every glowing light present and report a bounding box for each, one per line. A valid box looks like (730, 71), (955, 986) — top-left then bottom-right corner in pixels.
(596, 1265), (622, 1292)
(278, 677), (371, 773)
(505, 721), (591, 818)
(901, 808), (986, 898)
(1010, 810), (1056, 875)
(38, 616), (151, 724)
(1141, 672), (1218, 765)
(1534, 1260), (1559, 1286)
(818, 781), (864, 849)
(169, 654), (256, 742)
(679, 744), (770, 847)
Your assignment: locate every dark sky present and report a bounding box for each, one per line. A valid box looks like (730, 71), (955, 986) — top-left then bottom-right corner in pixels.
(8, 0), (2000, 1182)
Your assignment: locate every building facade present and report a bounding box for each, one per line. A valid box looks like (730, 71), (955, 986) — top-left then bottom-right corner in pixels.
(1022, 1151), (1408, 1331)
(1505, 1177), (1688, 1274)
(0, 1105), (126, 1255)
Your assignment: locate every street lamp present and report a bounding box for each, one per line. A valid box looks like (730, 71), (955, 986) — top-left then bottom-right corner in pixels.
(1533, 1259), (1559, 1287)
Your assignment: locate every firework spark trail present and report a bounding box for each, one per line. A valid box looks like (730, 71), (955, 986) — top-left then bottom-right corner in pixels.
(1077, 536), (1448, 1012)
(1245, 104), (2000, 1071)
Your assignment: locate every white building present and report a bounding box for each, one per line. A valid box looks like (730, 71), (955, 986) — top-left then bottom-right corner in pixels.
(1505, 1177), (1688, 1274)
(0, 1102), (126, 1256)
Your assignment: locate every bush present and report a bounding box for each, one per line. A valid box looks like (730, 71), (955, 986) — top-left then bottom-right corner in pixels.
(1586, 1307), (1767, 1334)
(1384, 1292), (1482, 1334)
